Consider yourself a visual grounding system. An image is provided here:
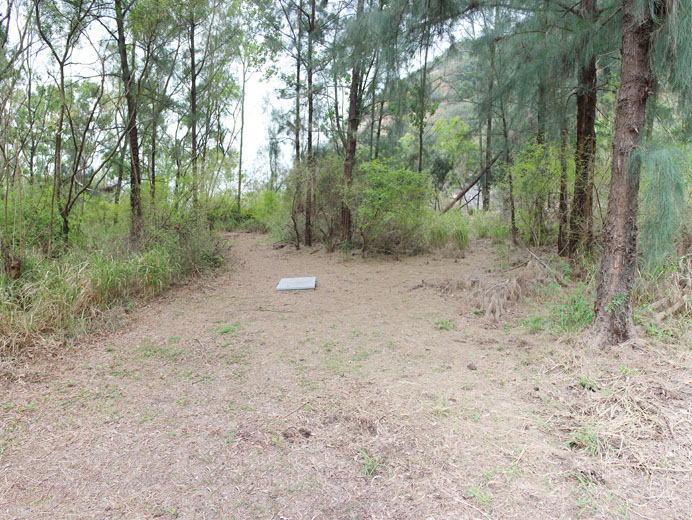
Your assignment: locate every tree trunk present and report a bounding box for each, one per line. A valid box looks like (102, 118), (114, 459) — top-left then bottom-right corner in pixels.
(294, 1), (303, 214)
(151, 107), (157, 206)
(591, 0), (655, 346)
(115, 140), (125, 205)
(190, 15), (199, 208)
(115, 0), (143, 241)
(483, 40), (494, 211)
(368, 48), (379, 161)
(49, 72), (65, 255)
(417, 35), (429, 174)
(341, 0), (364, 243)
(500, 104), (517, 243)
(567, 0), (598, 256)
(375, 98), (385, 160)
(304, 0), (315, 246)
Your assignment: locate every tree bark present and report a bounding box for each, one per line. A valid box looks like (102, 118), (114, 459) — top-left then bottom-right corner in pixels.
(189, 13), (199, 207)
(115, 0), (143, 241)
(151, 105), (157, 206)
(341, 0), (364, 243)
(567, 0), (597, 256)
(237, 64), (246, 213)
(417, 34), (429, 174)
(591, 0), (655, 346)
(294, 1), (303, 214)
(500, 103), (517, 243)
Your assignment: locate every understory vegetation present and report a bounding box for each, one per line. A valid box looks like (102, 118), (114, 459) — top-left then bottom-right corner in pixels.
(1, 196), (223, 354)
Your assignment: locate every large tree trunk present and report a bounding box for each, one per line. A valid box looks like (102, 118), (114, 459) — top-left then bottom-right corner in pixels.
(500, 103), (517, 243)
(567, 0), (597, 256)
(591, 0), (654, 346)
(341, 0), (364, 243)
(115, 0), (143, 241)
(417, 35), (429, 174)
(151, 106), (157, 207)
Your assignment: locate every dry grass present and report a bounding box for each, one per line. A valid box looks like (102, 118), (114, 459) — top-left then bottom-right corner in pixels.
(638, 255), (692, 322)
(428, 258), (554, 322)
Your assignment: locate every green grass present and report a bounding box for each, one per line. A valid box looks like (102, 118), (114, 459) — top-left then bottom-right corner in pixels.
(426, 212), (470, 251)
(359, 449), (384, 478)
(1, 225), (222, 355)
(434, 317), (457, 330)
(522, 283), (594, 335)
(218, 321), (242, 335)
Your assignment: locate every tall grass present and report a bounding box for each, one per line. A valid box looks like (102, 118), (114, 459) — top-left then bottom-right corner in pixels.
(427, 211), (470, 251)
(1, 226), (221, 355)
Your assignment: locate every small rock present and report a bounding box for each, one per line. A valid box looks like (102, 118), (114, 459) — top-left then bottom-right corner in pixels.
(467, 363), (477, 371)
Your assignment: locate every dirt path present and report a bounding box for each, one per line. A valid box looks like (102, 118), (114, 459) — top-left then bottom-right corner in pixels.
(2, 233), (691, 519)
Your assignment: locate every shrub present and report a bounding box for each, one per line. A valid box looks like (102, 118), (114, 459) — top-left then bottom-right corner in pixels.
(508, 143), (564, 246)
(356, 161), (431, 253)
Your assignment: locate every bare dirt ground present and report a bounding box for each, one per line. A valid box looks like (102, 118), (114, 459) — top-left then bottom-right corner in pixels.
(2, 232), (691, 519)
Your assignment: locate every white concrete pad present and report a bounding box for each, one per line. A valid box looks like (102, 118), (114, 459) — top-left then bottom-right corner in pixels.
(276, 277), (317, 291)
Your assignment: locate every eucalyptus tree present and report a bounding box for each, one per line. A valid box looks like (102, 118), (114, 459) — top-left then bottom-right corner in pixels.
(130, 0), (179, 207)
(0, 1), (32, 275)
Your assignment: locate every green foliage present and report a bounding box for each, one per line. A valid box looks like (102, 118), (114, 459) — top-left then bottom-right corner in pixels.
(554, 284), (595, 332)
(638, 145), (689, 270)
(470, 212), (506, 241)
(358, 449), (383, 478)
(356, 161), (431, 253)
(434, 317), (456, 330)
(507, 143), (564, 247)
(0, 219), (222, 354)
(427, 211), (470, 251)
(523, 283), (594, 335)
(433, 117), (475, 162)
(490, 222), (510, 244)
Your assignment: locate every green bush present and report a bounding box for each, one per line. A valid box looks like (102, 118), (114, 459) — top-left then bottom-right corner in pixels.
(508, 143), (565, 246)
(356, 161), (431, 253)
(471, 212), (491, 239)
(490, 222), (510, 244)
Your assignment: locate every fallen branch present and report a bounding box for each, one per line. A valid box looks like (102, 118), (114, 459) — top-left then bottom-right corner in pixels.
(442, 154), (501, 214)
(526, 247), (566, 286)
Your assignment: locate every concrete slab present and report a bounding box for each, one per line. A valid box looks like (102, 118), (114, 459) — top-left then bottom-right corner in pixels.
(276, 277), (317, 291)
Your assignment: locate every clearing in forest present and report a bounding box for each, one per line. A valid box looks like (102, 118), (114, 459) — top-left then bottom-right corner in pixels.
(1, 233), (691, 519)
